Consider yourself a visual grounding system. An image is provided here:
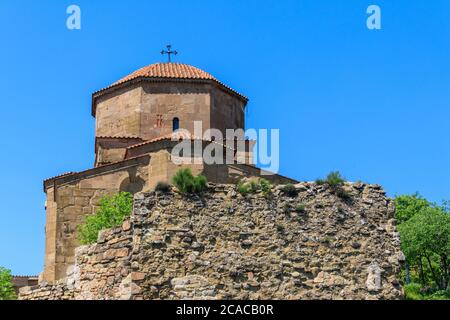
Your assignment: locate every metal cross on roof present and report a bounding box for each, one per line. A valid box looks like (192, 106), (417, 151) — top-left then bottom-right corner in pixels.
(161, 45), (178, 63)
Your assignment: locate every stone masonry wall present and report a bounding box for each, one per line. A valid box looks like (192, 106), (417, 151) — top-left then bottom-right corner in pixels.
(21, 224), (134, 300)
(22, 182), (404, 300)
(43, 160), (149, 284)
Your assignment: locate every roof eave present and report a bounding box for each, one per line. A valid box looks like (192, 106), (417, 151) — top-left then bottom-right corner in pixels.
(91, 77), (249, 117)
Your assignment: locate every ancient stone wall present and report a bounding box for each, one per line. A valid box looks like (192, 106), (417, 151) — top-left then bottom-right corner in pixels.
(43, 156), (150, 283)
(25, 182), (404, 300)
(43, 152), (294, 285)
(21, 224), (134, 300)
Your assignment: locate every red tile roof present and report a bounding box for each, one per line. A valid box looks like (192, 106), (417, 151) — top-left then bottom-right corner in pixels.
(92, 63), (248, 116)
(43, 172), (77, 183)
(126, 132), (195, 150)
(114, 63), (216, 85)
(96, 135), (142, 140)
(126, 132), (234, 151)
(44, 155), (151, 191)
(124, 133), (238, 160)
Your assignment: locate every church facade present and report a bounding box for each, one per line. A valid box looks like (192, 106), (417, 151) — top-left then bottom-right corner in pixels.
(42, 62), (296, 284)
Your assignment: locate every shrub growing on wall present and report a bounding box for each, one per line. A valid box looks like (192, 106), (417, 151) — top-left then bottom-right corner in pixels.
(281, 184), (298, 197)
(315, 171), (351, 201)
(237, 178), (273, 198)
(315, 171), (345, 187)
(0, 267), (16, 300)
(237, 180), (258, 196)
(172, 168), (207, 194)
(77, 192), (133, 245)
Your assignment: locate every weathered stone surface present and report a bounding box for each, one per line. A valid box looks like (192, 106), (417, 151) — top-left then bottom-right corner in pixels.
(366, 263), (383, 292)
(122, 220), (131, 232)
(21, 183), (404, 300)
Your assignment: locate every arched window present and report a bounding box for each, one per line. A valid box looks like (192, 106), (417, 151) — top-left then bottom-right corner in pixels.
(172, 117), (180, 132)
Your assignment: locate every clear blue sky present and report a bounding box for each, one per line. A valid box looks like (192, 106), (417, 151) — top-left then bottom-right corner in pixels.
(0, 0), (449, 275)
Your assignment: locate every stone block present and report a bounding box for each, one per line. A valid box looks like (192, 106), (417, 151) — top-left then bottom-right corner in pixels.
(130, 272), (146, 281)
(122, 220), (131, 231)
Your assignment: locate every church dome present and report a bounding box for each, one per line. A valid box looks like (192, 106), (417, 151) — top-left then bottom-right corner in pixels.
(92, 62), (248, 116)
(114, 63), (217, 85)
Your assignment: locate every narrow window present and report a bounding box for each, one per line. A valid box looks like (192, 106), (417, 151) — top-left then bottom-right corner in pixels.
(172, 117), (180, 132)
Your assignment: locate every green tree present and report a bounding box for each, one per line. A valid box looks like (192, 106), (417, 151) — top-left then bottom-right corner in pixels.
(77, 192), (133, 244)
(0, 267), (16, 300)
(395, 193), (450, 290)
(398, 205), (450, 290)
(395, 194), (450, 299)
(395, 193), (431, 224)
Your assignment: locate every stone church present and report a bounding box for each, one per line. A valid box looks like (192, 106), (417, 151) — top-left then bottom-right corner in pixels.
(42, 60), (295, 284)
